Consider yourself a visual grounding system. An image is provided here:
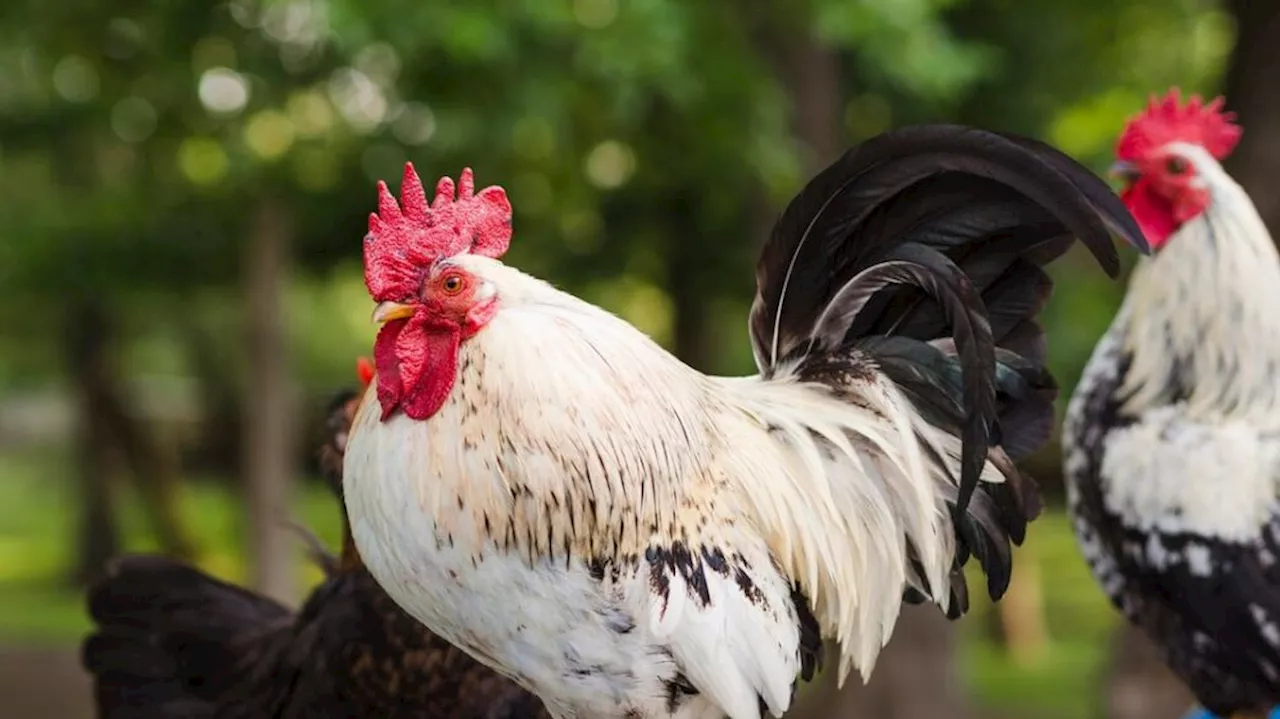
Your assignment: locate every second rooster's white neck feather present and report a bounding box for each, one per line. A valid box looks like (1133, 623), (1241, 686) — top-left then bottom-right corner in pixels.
(1115, 142), (1280, 421)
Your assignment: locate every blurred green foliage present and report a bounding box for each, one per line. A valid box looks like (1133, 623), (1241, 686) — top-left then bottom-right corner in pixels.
(0, 0), (1246, 714)
(0, 0), (1234, 393)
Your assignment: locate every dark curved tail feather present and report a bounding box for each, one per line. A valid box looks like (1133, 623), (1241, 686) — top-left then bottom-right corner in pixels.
(81, 555), (291, 718)
(750, 124), (1143, 611)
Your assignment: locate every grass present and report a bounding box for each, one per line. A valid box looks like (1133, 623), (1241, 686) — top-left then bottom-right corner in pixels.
(960, 527), (1120, 719)
(0, 447), (345, 644)
(0, 447), (1121, 719)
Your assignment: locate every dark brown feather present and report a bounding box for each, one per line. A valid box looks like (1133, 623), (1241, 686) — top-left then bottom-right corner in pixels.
(81, 389), (550, 719)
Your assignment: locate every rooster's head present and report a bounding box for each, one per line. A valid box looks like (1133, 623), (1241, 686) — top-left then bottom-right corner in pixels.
(1112, 88), (1243, 250)
(363, 163), (512, 421)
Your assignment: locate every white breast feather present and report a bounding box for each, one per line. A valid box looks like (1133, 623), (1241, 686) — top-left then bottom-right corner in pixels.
(1100, 407), (1280, 542)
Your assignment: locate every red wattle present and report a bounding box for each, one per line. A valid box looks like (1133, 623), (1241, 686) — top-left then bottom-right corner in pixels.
(373, 321), (407, 419)
(401, 322), (461, 421)
(1121, 179), (1179, 250)
(372, 314), (462, 421)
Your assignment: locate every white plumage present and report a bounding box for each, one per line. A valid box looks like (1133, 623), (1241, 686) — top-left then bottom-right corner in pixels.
(1098, 405), (1280, 542)
(345, 126), (1143, 719)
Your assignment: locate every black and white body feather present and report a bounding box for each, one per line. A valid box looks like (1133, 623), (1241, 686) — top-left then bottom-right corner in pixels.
(1065, 143), (1280, 717)
(345, 124), (1144, 719)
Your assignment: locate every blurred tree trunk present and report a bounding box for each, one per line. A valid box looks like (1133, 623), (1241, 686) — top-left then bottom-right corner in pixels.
(1222, 0), (1280, 234)
(669, 195), (719, 374)
(988, 545), (1049, 666)
(67, 300), (194, 584)
(67, 302), (120, 585)
(106, 361), (192, 562)
(182, 320), (242, 477)
(750, 9), (841, 170)
(1100, 624), (1195, 719)
(243, 195), (298, 605)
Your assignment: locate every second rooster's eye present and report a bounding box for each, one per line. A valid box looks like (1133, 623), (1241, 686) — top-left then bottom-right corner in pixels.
(441, 274), (465, 295)
(1166, 156), (1188, 176)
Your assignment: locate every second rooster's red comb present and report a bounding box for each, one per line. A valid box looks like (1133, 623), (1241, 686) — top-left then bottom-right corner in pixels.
(1116, 88), (1242, 162)
(363, 163), (513, 302)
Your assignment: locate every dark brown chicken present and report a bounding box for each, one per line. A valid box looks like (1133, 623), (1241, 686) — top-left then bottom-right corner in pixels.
(81, 378), (550, 719)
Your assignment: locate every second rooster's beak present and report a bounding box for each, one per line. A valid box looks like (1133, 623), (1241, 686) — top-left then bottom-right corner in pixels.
(1108, 160), (1141, 184)
(371, 301), (416, 324)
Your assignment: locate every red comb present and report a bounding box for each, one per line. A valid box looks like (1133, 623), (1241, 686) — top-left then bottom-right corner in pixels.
(355, 356), (374, 387)
(1116, 88), (1242, 162)
(363, 163), (512, 302)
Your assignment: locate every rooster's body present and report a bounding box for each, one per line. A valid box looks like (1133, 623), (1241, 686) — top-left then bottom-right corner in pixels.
(1065, 91), (1280, 719)
(345, 125), (1145, 719)
(81, 386), (549, 719)
(350, 283), (829, 718)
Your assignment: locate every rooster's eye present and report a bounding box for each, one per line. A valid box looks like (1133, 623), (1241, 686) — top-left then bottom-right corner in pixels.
(441, 274), (465, 295)
(1165, 156), (1188, 175)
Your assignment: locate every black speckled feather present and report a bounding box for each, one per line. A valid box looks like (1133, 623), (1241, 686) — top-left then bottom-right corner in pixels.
(1067, 340), (1280, 717)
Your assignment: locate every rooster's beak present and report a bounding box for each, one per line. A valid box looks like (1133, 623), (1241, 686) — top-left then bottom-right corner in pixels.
(371, 301), (417, 324)
(1108, 160), (1140, 184)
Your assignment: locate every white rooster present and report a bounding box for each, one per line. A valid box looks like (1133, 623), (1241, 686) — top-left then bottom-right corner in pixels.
(343, 124), (1147, 719)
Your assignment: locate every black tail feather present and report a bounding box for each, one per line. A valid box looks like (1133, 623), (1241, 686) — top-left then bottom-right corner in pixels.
(82, 555), (292, 719)
(751, 123), (1143, 611)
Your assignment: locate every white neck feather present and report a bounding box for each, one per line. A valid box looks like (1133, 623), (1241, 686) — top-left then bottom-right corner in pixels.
(1114, 144), (1280, 420)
